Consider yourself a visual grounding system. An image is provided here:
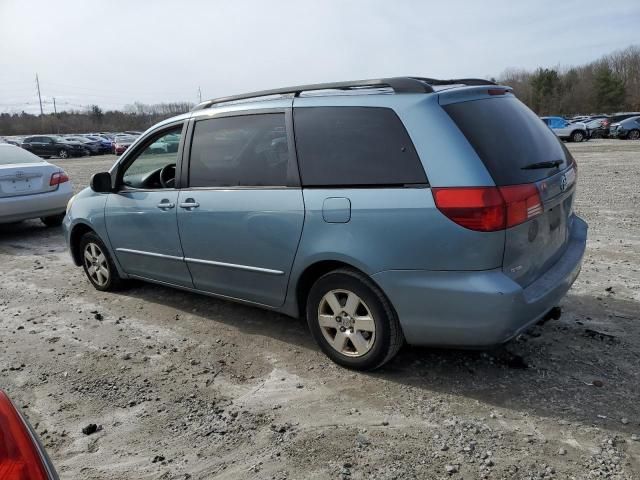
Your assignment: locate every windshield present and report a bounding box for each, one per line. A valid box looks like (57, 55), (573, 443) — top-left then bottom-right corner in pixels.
(0, 145), (45, 165)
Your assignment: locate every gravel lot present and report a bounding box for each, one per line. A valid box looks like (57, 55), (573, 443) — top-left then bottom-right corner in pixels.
(1, 140), (639, 479)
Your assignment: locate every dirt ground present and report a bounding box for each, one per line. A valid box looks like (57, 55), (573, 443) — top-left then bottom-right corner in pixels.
(1, 139), (639, 480)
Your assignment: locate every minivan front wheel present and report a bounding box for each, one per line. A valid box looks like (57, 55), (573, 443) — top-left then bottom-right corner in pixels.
(306, 269), (403, 370)
(79, 232), (124, 291)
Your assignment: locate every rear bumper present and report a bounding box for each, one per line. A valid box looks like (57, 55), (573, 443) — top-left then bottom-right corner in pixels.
(373, 216), (588, 347)
(0, 183), (73, 223)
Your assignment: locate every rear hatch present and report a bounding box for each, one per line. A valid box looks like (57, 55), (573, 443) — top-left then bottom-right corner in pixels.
(0, 162), (61, 198)
(442, 93), (577, 287)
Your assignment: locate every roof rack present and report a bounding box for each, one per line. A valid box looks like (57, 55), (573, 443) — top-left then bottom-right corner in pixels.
(192, 76), (497, 111)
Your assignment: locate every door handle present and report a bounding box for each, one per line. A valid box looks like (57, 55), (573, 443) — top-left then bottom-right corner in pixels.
(157, 201), (175, 210)
(179, 199), (199, 209)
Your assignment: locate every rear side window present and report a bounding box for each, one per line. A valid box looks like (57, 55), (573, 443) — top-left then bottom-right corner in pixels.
(189, 114), (289, 187)
(444, 97), (572, 185)
(294, 107), (427, 187)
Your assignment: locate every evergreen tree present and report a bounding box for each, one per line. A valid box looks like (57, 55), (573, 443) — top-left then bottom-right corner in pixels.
(593, 65), (626, 112)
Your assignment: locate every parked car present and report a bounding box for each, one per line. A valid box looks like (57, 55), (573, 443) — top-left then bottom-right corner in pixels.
(582, 117), (610, 138)
(64, 77), (587, 370)
(148, 132), (180, 153)
(0, 390), (59, 479)
(113, 136), (137, 155)
(0, 144), (72, 226)
(608, 112), (640, 124)
(64, 136), (103, 155)
(540, 116), (589, 142)
(83, 135), (114, 153)
(91, 133), (116, 142)
(21, 135), (89, 158)
(1, 137), (22, 146)
(610, 116), (640, 140)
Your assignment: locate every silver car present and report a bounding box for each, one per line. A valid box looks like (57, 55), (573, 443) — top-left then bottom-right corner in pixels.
(0, 144), (73, 226)
(540, 116), (589, 142)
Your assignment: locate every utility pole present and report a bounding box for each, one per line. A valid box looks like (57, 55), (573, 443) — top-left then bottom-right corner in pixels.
(52, 97), (57, 115)
(198, 86), (202, 103)
(35, 74), (44, 115)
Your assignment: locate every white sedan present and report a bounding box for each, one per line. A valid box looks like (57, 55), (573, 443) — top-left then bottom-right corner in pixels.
(0, 143), (73, 226)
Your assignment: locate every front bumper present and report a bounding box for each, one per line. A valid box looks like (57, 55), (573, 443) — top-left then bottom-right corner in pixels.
(0, 182), (73, 223)
(373, 216), (588, 347)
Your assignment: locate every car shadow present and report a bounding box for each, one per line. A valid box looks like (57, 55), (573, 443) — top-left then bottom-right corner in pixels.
(118, 282), (639, 431)
(0, 220), (65, 254)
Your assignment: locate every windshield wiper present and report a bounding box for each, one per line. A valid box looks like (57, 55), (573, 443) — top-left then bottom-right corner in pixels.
(521, 160), (563, 170)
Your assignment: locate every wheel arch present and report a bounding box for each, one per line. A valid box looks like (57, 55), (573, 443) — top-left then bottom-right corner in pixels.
(294, 260), (392, 319)
(69, 222), (96, 266)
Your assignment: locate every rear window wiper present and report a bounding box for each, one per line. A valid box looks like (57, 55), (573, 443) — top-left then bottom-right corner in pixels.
(521, 160), (563, 170)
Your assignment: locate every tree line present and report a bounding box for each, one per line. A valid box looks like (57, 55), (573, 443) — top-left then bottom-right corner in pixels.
(0, 102), (194, 136)
(500, 45), (640, 116)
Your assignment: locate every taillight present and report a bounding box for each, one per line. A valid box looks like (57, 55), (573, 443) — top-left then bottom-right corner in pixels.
(49, 171), (69, 186)
(499, 184), (543, 228)
(432, 184), (542, 232)
(0, 391), (51, 480)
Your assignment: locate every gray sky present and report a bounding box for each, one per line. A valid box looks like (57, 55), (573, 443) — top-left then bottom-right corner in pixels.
(1, 0), (639, 114)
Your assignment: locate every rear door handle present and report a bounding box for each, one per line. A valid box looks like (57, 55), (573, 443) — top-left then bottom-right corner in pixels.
(157, 201), (175, 210)
(179, 199), (199, 209)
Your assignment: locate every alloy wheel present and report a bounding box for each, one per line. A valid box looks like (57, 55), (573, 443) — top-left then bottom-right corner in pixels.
(83, 242), (110, 287)
(59, 149), (68, 159)
(317, 289), (376, 357)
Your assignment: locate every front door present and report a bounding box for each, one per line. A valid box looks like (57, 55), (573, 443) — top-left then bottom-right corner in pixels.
(105, 124), (193, 287)
(29, 137), (48, 156)
(177, 111), (304, 307)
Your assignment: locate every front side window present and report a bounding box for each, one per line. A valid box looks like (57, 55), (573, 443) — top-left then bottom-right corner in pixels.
(293, 106), (426, 187)
(121, 126), (182, 189)
(189, 113), (289, 187)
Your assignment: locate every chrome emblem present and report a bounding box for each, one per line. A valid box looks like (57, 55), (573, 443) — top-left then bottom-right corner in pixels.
(560, 174), (567, 192)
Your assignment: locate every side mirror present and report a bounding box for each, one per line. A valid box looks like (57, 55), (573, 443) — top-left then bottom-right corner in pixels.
(90, 172), (112, 193)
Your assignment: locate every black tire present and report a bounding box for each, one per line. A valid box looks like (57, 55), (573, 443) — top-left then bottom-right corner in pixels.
(41, 213), (65, 227)
(79, 232), (125, 291)
(306, 268), (404, 370)
(570, 130), (585, 142)
(628, 129), (640, 140)
(58, 148), (69, 159)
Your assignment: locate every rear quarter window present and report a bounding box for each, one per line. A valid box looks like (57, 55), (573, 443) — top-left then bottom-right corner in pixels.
(443, 97), (573, 185)
(294, 106), (427, 187)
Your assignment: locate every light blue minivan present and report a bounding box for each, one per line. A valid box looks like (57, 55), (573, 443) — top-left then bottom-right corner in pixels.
(64, 77), (587, 370)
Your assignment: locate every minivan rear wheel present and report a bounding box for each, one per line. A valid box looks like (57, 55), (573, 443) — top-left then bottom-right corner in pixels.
(306, 269), (403, 370)
(79, 232), (124, 291)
